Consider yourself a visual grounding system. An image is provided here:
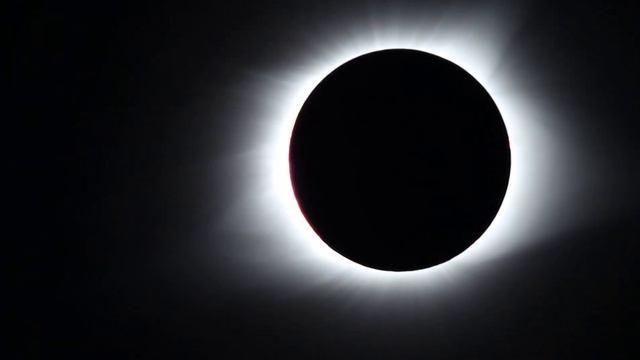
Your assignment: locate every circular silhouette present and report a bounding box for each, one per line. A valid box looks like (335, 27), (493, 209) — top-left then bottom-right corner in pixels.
(289, 49), (510, 271)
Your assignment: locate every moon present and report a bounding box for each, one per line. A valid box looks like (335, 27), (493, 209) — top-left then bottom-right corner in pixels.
(289, 49), (511, 271)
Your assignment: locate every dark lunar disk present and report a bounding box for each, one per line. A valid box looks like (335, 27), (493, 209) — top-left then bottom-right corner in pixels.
(289, 49), (510, 271)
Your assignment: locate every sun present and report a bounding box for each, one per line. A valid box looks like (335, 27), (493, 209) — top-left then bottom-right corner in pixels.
(224, 10), (575, 291)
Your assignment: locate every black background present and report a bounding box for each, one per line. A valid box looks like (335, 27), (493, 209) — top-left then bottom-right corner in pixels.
(14, 1), (640, 358)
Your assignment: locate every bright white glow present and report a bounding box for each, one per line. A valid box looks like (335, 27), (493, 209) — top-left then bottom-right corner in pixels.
(219, 7), (582, 294)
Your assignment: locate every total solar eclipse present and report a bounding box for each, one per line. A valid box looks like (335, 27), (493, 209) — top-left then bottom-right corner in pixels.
(289, 49), (510, 271)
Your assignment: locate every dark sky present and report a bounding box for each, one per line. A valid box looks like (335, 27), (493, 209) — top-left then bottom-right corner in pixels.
(15, 1), (640, 358)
